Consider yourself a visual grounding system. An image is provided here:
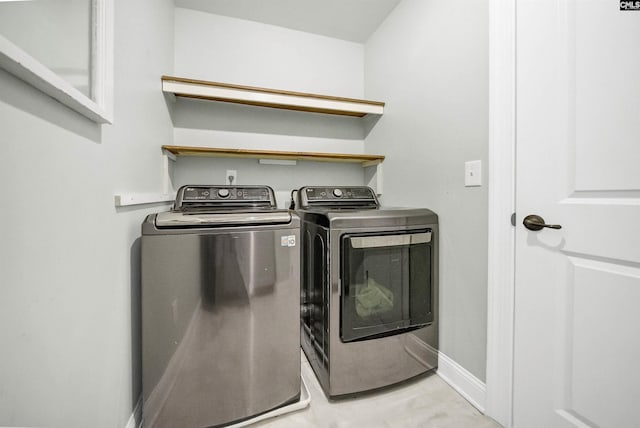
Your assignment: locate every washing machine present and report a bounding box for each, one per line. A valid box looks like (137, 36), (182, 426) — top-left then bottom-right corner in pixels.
(141, 185), (300, 427)
(296, 186), (438, 398)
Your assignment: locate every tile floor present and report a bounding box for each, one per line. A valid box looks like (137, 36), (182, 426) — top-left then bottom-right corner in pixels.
(253, 353), (502, 428)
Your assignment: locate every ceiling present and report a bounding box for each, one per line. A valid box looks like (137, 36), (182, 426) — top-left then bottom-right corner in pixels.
(174, 0), (402, 43)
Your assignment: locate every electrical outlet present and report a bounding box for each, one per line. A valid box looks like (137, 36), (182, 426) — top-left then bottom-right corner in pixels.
(225, 170), (237, 185)
(465, 160), (482, 187)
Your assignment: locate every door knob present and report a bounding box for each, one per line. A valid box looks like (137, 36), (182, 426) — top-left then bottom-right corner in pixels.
(523, 214), (562, 231)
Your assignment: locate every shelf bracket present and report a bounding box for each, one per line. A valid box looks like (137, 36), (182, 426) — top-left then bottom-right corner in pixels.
(163, 149), (176, 195)
(112, 149), (176, 207)
(258, 159), (297, 166)
(114, 193), (175, 207)
(365, 162), (383, 196)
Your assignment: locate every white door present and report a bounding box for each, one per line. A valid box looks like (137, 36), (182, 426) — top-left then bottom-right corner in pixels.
(514, 0), (640, 427)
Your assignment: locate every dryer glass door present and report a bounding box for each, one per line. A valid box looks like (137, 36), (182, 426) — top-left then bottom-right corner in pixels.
(340, 229), (433, 342)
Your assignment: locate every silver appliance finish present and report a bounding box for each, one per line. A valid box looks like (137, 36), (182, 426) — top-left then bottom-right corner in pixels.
(141, 185), (300, 428)
(297, 186), (439, 398)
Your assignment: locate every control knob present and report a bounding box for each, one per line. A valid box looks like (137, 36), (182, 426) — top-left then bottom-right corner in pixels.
(217, 188), (230, 198)
(333, 188), (343, 198)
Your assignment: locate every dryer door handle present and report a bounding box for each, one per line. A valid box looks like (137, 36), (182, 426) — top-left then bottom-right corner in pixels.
(349, 232), (432, 249)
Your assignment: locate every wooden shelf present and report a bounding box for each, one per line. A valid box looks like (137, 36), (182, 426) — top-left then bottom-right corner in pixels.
(162, 75), (385, 117)
(161, 145), (385, 167)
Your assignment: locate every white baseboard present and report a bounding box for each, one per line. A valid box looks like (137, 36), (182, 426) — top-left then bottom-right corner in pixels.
(437, 352), (487, 413)
(125, 398), (142, 428)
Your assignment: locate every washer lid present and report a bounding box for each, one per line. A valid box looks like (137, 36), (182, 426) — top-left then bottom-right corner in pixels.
(155, 210), (292, 228)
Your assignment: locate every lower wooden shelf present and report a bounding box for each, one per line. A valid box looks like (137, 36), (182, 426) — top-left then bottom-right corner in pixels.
(113, 146), (385, 207)
(161, 145), (385, 167)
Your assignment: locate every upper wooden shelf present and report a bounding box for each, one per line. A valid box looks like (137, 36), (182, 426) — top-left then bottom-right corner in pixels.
(161, 145), (385, 167)
(161, 75), (385, 117)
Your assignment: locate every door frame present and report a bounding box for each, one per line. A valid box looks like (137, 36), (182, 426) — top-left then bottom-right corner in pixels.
(485, 0), (516, 426)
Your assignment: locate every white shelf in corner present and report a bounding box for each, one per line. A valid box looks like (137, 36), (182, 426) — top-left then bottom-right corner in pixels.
(162, 75), (385, 117)
(114, 193), (175, 207)
(161, 145), (385, 166)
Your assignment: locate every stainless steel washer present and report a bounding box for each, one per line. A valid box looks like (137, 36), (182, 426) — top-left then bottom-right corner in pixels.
(141, 185), (300, 428)
(296, 186), (438, 398)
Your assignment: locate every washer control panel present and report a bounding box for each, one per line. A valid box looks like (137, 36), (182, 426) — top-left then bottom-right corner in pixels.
(174, 185), (276, 210)
(298, 186), (379, 208)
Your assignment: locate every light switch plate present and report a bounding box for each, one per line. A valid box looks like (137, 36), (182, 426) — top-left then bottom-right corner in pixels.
(465, 160), (482, 187)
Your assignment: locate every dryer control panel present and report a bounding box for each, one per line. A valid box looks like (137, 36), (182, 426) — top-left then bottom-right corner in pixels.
(297, 186), (379, 209)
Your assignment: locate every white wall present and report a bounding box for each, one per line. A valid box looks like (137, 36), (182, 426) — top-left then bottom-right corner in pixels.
(0, 1), (174, 427)
(365, 0), (489, 381)
(172, 8), (370, 198)
(174, 8), (364, 97)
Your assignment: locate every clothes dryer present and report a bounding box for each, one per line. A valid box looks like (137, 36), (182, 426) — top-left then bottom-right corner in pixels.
(296, 186), (438, 398)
